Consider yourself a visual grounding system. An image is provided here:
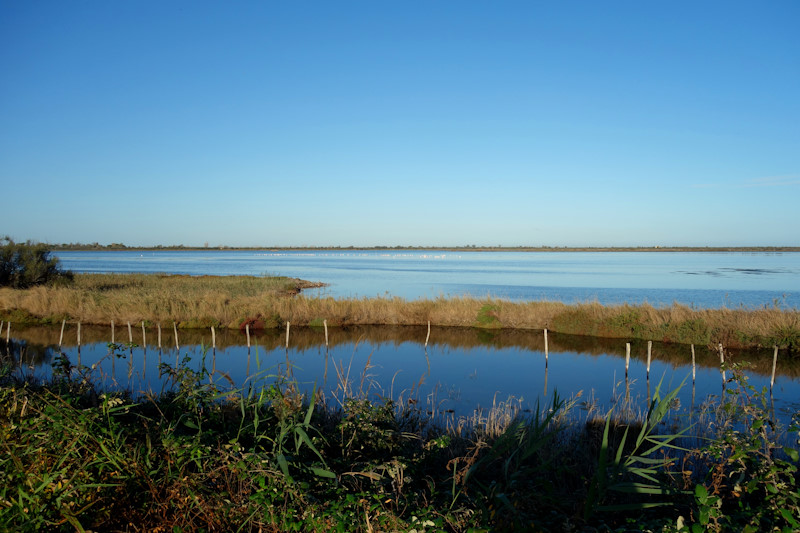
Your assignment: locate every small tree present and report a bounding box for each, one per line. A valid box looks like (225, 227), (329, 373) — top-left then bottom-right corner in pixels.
(0, 237), (73, 288)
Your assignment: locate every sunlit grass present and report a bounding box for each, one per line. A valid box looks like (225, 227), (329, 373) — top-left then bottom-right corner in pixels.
(1, 273), (798, 350)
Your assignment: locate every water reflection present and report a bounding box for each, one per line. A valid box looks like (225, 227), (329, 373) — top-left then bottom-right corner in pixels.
(3, 324), (799, 427)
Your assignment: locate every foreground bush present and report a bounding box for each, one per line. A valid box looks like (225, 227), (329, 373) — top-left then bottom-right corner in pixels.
(0, 237), (72, 289)
(0, 352), (797, 532)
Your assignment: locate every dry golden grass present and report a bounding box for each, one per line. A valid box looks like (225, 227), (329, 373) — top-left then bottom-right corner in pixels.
(1, 273), (798, 350)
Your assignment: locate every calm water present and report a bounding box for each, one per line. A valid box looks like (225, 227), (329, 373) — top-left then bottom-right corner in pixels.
(55, 250), (800, 308)
(6, 326), (799, 428)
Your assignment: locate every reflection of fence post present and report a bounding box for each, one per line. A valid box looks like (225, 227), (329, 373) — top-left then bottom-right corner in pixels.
(59, 319), (66, 348)
(625, 342), (630, 377)
(771, 345), (778, 389)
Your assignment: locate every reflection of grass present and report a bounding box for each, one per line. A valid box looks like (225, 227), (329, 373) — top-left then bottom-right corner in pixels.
(1, 273), (799, 350)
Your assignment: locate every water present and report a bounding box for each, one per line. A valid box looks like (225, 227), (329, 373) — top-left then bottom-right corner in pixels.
(55, 250), (800, 308)
(7, 326), (799, 428)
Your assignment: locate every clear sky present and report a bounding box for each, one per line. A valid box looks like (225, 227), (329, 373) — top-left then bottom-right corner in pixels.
(1, 1), (798, 248)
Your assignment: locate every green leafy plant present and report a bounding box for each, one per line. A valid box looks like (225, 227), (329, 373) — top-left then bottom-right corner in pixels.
(585, 376), (691, 519)
(685, 364), (800, 532)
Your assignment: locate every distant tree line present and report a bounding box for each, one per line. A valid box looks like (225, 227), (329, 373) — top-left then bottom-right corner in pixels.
(0, 237), (72, 288)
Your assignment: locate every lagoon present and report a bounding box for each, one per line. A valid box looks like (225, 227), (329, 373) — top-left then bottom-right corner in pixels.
(55, 250), (800, 309)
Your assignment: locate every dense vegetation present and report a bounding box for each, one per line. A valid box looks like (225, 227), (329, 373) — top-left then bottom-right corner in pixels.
(0, 237), (72, 289)
(1, 349), (797, 532)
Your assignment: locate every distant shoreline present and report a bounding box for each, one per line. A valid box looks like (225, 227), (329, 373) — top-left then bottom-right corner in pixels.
(51, 245), (800, 253)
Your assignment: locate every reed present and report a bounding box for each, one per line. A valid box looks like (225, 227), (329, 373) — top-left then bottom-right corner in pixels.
(1, 273), (798, 350)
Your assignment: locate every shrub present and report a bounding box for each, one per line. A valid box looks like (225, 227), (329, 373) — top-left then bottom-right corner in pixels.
(0, 237), (72, 288)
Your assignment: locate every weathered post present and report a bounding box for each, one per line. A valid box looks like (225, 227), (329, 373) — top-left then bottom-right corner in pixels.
(127, 322), (133, 380)
(173, 322), (180, 367)
(625, 342), (631, 377)
(285, 322), (290, 349)
(141, 321), (147, 354)
(719, 343), (726, 385)
(76, 322), (81, 367)
(646, 340), (652, 378)
(544, 328), (549, 364)
(691, 344), (696, 383)
(157, 323), (163, 368)
(59, 319), (66, 348)
(425, 321), (431, 347)
(324, 319), (329, 347)
(210, 326), (216, 380)
(771, 345), (778, 389)
(111, 320), (115, 344)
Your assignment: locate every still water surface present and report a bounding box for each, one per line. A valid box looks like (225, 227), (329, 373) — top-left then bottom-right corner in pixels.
(7, 326), (799, 428)
(55, 250), (800, 308)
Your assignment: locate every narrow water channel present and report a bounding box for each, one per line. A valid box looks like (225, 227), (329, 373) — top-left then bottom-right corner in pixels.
(4, 324), (799, 429)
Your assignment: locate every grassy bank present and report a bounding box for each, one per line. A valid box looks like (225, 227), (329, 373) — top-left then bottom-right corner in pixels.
(1, 273), (798, 350)
(1, 351), (798, 532)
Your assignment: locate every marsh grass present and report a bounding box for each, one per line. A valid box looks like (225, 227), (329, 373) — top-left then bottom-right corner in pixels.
(2, 274), (799, 351)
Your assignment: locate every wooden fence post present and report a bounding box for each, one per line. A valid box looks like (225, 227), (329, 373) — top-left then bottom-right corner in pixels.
(625, 342), (631, 377)
(425, 321), (431, 347)
(544, 329), (549, 364)
(771, 345), (778, 389)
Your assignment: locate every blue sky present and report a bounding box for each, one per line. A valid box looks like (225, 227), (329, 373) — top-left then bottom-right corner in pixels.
(1, 1), (798, 247)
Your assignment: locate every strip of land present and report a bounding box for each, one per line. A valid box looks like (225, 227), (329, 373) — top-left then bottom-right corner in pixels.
(50, 244), (800, 252)
(1, 273), (798, 350)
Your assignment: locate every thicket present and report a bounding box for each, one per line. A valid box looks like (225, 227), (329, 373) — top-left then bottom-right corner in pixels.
(1, 348), (797, 532)
(0, 237), (72, 289)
